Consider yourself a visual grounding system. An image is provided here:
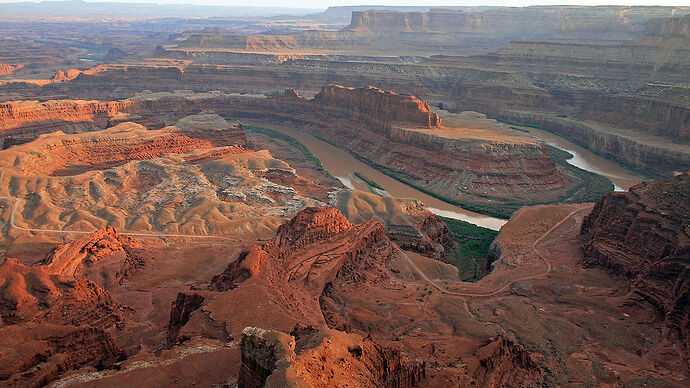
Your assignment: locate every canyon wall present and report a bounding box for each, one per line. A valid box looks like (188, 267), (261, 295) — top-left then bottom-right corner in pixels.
(580, 173), (690, 358)
(0, 99), (135, 143)
(495, 110), (690, 176)
(312, 84), (441, 129)
(344, 7), (688, 42)
(579, 92), (689, 142)
(0, 87), (580, 214)
(645, 14), (690, 38)
(238, 326), (426, 388)
(0, 228), (137, 387)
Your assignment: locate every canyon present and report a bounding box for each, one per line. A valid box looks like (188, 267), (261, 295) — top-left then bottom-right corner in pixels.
(0, 85), (612, 218)
(9, 11), (684, 177)
(580, 173), (690, 360)
(0, 3), (688, 387)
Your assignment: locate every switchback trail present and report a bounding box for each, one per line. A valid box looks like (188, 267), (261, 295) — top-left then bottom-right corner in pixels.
(399, 206), (588, 298)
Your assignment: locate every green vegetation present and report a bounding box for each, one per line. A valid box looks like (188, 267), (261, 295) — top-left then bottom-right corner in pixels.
(244, 125), (323, 167)
(438, 216), (499, 281)
(353, 171), (385, 194)
(510, 126), (530, 133)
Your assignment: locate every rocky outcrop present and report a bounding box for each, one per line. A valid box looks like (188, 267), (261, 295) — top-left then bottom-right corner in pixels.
(0, 63), (21, 76)
(331, 190), (453, 260)
(208, 207), (395, 327)
(471, 334), (541, 387)
(312, 84), (441, 129)
(0, 324), (124, 388)
(0, 252), (129, 386)
(3, 120), (249, 176)
(36, 226), (143, 281)
(51, 68), (83, 83)
(580, 173), (690, 357)
(0, 257), (129, 327)
(238, 326), (426, 388)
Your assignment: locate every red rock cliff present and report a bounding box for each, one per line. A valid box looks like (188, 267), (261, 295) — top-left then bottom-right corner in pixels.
(238, 325), (426, 388)
(313, 84), (442, 129)
(580, 173), (690, 358)
(0, 228), (149, 386)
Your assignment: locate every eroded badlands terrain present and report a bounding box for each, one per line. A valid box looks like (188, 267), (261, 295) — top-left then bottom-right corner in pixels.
(0, 3), (689, 388)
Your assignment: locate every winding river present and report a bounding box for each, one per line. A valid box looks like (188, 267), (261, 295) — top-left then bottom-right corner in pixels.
(248, 120), (644, 231)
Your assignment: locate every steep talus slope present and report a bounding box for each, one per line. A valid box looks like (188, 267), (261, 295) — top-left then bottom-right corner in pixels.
(580, 173), (690, 358)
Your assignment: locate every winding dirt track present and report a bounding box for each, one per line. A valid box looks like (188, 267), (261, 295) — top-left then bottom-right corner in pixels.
(399, 206), (588, 298)
(0, 169), (239, 242)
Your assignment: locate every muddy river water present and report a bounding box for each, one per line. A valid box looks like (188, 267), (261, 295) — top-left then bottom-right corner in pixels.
(251, 120), (644, 231)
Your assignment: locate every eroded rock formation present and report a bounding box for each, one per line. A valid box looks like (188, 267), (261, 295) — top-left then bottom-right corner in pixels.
(3, 120), (248, 176)
(312, 84), (441, 129)
(164, 207), (542, 386)
(0, 228), (139, 386)
(580, 173), (690, 358)
(0, 86), (586, 214)
(239, 325), (426, 388)
(36, 226), (143, 282)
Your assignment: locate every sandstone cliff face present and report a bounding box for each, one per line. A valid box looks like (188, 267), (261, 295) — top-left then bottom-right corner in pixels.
(645, 14), (690, 38)
(238, 326), (426, 388)
(0, 99), (135, 143)
(313, 84), (441, 129)
(345, 7), (686, 42)
(580, 173), (690, 358)
(0, 228), (138, 386)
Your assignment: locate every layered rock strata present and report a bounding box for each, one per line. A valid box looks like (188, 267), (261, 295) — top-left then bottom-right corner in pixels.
(166, 207), (542, 386)
(238, 326), (426, 388)
(580, 173), (690, 358)
(0, 86), (578, 213)
(0, 228), (139, 386)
